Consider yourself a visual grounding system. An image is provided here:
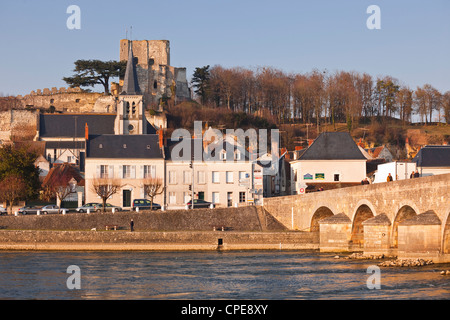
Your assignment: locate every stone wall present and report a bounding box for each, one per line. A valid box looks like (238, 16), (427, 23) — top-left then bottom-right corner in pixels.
(0, 109), (38, 142)
(0, 229), (319, 251)
(0, 206), (287, 232)
(18, 88), (102, 113)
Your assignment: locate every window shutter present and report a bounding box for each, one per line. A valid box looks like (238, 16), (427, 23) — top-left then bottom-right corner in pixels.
(131, 166), (136, 179)
(96, 165), (100, 178)
(119, 165), (123, 178)
(109, 165), (114, 179)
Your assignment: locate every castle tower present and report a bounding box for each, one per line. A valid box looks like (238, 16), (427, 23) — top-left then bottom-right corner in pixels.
(115, 41), (147, 135)
(119, 39), (190, 106)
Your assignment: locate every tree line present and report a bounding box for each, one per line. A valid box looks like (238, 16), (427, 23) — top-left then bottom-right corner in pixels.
(191, 65), (450, 130)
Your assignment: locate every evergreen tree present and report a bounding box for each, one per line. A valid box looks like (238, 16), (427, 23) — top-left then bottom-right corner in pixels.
(191, 65), (211, 105)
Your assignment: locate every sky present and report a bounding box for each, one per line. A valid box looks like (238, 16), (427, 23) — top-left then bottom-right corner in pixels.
(0, 0), (449, 96)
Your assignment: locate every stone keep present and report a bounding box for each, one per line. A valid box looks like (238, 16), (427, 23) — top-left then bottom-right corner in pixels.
(119, 39), (190, 106)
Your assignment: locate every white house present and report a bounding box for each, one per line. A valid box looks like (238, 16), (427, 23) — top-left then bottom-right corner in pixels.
(165, 137), (263, 209)
(84, 134), (165, 209)
(290, 132), (367, 193)
(412, 145), (450, 177)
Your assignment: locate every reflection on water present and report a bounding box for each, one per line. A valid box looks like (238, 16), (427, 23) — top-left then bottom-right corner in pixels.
(0, 250), (448, 300)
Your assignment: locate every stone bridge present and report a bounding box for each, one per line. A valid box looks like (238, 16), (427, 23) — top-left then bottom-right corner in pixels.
(263, 173), (450, 262)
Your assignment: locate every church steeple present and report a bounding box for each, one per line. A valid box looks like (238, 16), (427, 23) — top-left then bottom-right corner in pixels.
(121, 41), (140, 95)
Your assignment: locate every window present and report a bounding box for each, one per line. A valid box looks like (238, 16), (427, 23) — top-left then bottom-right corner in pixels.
(227, 192), (233, 207)
(334, 174), (340, 182)
(154, 80), (158, 89)
(220, 150), (226, 160)
(169, 171), (176, 184)
(212, 192), (219, 204)
(197, 171), (206, 184)
(212, 171), (220, 183)
(100, 165), (108, 178)
(143, 165), (156, 178)
(226, 171), (233, 183)
(183, 171), (191, 184)
(123, 165), (131, 178)
(239, 192), (246, 203)
(239, 171), (248, 180)
(169, 192), (176, 204)
(235, 150), (241, 160)
(183, 192), (191, 205)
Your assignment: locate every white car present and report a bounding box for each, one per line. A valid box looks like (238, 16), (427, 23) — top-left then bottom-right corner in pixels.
(40, 205), (68, 214)
(0, 206), (7, 215)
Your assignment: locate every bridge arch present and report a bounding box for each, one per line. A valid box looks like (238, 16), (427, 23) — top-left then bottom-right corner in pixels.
(392, 205), (418, 248)
(310, 206), (334, 232)
(351, 203), (375, 248)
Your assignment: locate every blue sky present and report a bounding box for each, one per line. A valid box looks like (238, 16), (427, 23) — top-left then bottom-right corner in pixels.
(0, 0), (449, 96)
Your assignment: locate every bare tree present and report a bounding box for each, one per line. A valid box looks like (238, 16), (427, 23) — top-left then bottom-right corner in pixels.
(142, 177), (164, 210)
(0, 174), (26, 214)
(443, 91), (450, 124)
(396, 87), (413, 126)
(91, 178), (122, 213)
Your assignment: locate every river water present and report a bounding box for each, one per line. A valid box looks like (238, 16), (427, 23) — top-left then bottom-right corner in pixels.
(0, 250), (449, 300)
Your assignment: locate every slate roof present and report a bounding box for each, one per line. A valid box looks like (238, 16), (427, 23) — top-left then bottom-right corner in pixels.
(45, 141), (86, 149)
(299, 132), (366, 160)
(39, 114), (156, 138)
(166, 138), (250, 162)
(412, 145), (450, 167)
(121, 41), (141, 95)
(39, 114), (116, 138)
(87, 134), (163, 159)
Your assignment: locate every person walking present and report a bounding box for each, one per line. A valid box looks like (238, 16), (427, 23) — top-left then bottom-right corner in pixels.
(130, 219), (134, 232)
(387, 173), (393, 182)
(414, 169), (420, 178)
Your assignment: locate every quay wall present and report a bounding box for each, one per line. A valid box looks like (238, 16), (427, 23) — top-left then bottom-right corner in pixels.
(0, 206), (287, 232)
(0, 230), (319, 251)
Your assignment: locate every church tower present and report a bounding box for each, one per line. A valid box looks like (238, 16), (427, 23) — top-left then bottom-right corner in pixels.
(115, 41), (147, 135)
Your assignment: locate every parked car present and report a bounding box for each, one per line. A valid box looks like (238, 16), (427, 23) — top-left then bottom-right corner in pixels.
(40, 205), (68, 214)
(75, 203), (101, 213)
(132, 199), (161, 211)
(186, 199), (215, 209)
(96, 203), (122, 212)
(0, 206), (7, 215)
(18, 206), (41, 215)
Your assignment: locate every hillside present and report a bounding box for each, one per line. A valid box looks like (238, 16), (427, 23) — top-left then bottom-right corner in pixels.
(165, 103), (450, 160)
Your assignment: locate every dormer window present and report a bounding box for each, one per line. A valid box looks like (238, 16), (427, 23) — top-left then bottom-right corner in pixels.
(98, 144), (103, 149)
(123, 144), (127, 149)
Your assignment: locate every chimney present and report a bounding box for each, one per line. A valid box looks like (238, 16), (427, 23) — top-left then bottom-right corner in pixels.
(158, 129), (163, 149)
(85, 123), (89, 140)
